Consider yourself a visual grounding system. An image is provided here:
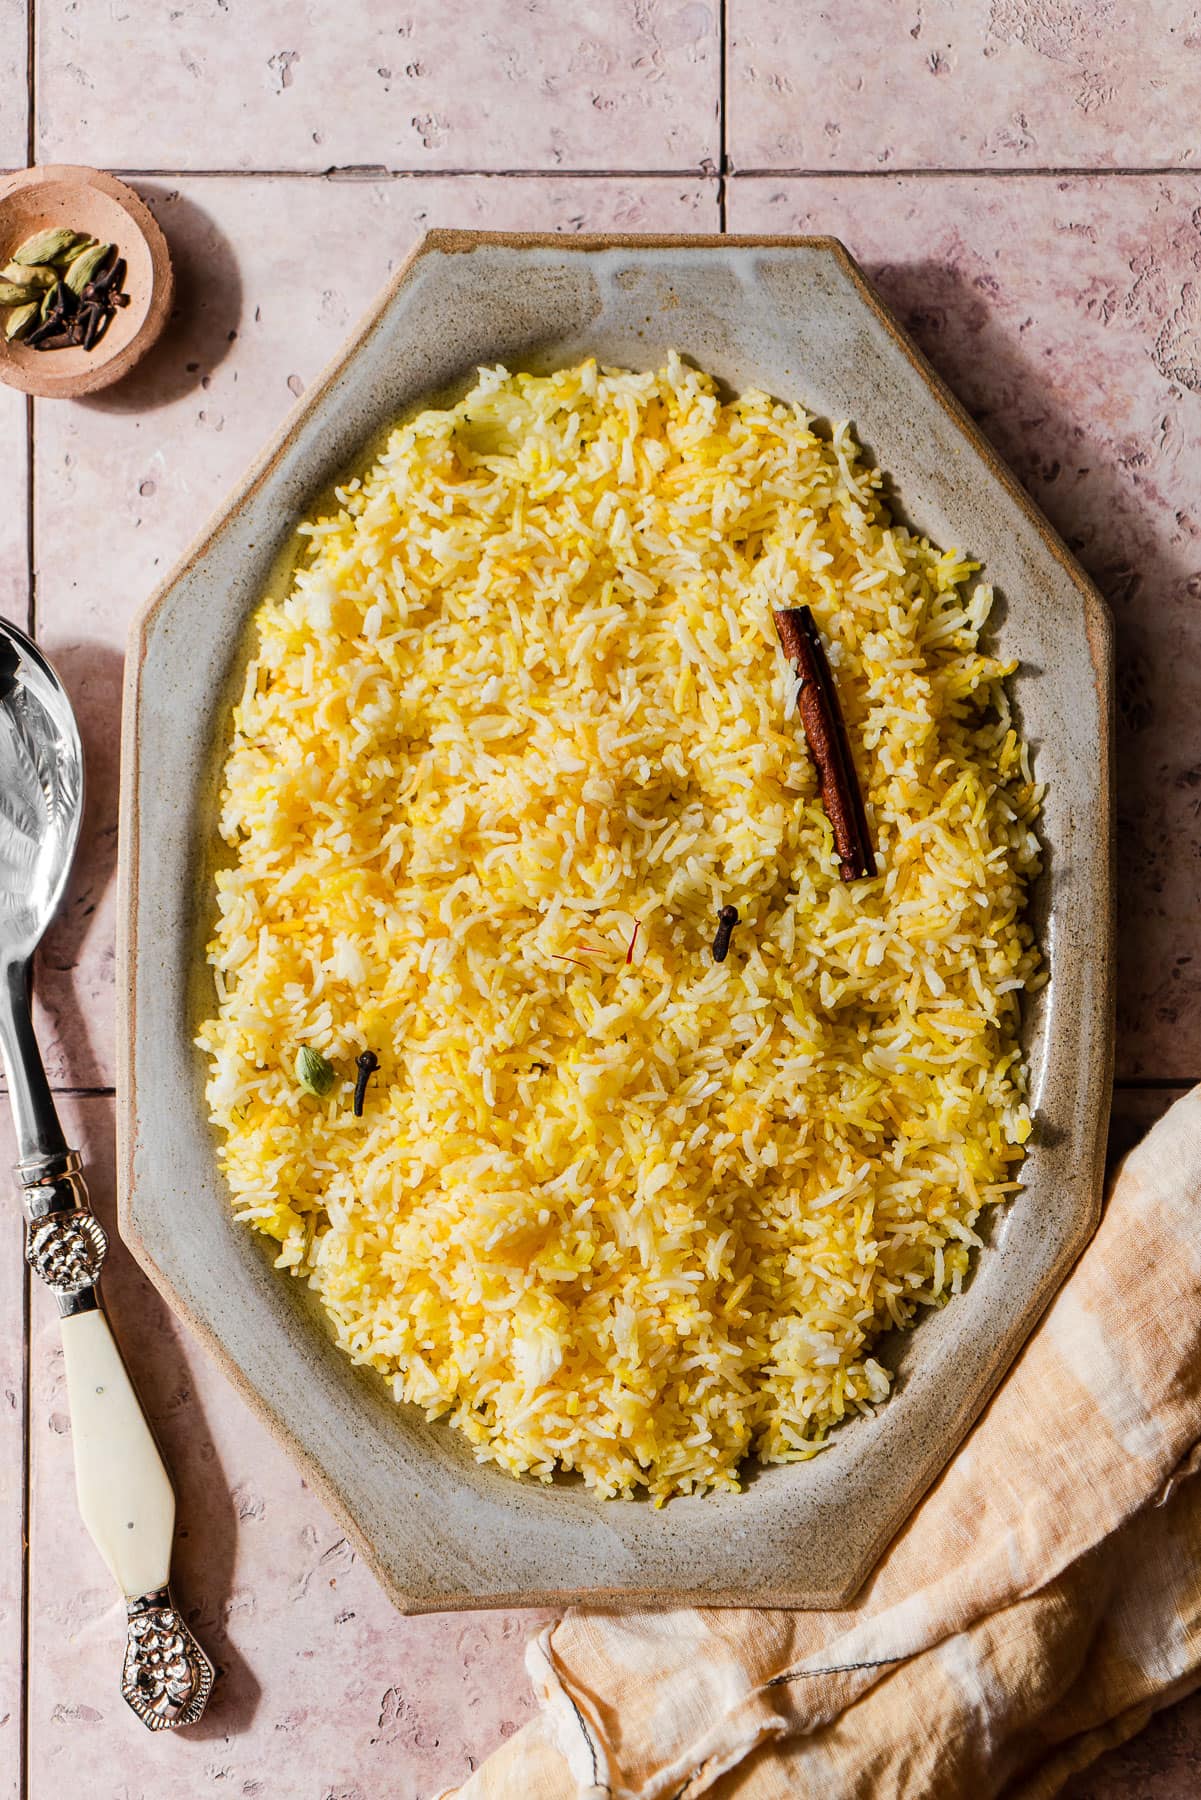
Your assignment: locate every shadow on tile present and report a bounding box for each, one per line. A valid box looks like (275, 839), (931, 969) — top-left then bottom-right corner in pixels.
(79, 184), (243, 415)
(34, 639), (123, 1089)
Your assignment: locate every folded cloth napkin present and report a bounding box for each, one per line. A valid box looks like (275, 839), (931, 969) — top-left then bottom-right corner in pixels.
(441, 1087), (1201, 1800)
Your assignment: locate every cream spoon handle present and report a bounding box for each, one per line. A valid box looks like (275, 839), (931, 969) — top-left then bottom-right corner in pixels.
(60, 1305), (176, 1597)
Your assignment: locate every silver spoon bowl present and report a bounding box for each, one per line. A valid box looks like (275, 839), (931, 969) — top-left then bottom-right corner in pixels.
(0, 621), (83, 1165)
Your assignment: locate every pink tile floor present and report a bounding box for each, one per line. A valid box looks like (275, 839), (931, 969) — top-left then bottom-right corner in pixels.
(5, 3), (1201, 1794)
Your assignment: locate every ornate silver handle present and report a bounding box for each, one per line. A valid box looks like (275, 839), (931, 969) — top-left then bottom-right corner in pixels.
(22, 1148), (108, 1312)
(123, 1587), (214, 1729)
(18, 1142), (215, 1729)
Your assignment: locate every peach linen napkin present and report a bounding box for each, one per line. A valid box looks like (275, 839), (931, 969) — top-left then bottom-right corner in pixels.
(440, 1086), (1201, 1800)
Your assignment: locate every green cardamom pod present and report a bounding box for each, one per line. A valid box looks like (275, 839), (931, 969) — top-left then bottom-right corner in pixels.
(64, 242), (113, 296)
(10, 227), (81, 267)
(1, 261), (57, 291)
(39, 284), (62, 322)
(295, 1045), (336, 1098)
(51, 234), (96, 266)
(3, 301), (39, 342)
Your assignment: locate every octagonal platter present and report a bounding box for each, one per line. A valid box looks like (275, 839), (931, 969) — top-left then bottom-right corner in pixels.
(119, 233), (1113, 1612)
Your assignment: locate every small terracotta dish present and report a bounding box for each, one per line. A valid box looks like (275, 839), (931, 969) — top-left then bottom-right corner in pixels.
(0, 164), (172, 398)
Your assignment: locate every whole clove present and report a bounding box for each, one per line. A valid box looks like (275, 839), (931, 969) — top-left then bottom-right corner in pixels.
(353, 1049), (380, 1117)
(79, 300), (104, 351)
(25, 279), (74, 347)
(712, 904), (739, 963)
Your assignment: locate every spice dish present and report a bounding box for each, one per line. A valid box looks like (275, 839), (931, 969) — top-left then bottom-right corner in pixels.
(120, 234), (1112, 1611)
(199, 355), (1043, 1507)
(0, 165), (171, 398)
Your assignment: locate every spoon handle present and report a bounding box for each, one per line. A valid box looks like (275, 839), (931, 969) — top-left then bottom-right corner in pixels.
(61, 1305), (215, 1727)
(20, 1145), (215, 1728)
(0, 960), (68, 1166)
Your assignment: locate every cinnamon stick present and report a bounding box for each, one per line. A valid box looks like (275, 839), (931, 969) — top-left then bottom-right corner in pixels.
(772, 606), (874, 882)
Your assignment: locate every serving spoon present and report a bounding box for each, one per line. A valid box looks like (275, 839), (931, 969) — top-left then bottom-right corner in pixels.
(0, 616), (212, 1729)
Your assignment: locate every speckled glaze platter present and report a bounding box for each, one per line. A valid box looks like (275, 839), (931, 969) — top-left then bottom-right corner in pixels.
(118, 233), (1114, 1614)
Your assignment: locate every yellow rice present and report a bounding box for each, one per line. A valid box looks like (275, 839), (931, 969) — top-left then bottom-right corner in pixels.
(198, 354), (1042, 1502)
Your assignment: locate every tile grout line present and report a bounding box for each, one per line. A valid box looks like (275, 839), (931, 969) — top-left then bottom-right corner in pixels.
(1113, 1077), (1199, 1090)
(24, 0), (32, 166)
(21, 0), (34, 1790)
(18, 381), (32, 1800)
(83, 165), (723, 181)
(729, 164), (1201, 180)
(716, 0), (727, 230)
(18, 1257), (29, 1800)
(0, 164), (1195, 182)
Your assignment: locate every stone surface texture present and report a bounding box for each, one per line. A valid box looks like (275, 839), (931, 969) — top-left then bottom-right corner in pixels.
(0, 0), (25, 170)
(728, 0), (1201, 172)
(37, 0), (720, 173)
(0, 390), (26, 630)
(1, 1), (1198, 1795)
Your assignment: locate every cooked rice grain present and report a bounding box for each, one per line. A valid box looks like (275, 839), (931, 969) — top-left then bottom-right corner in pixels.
(199, 355), (1042, 1501)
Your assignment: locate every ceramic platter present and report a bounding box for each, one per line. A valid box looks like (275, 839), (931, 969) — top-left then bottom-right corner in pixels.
(119, 234), (1114, 1612)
